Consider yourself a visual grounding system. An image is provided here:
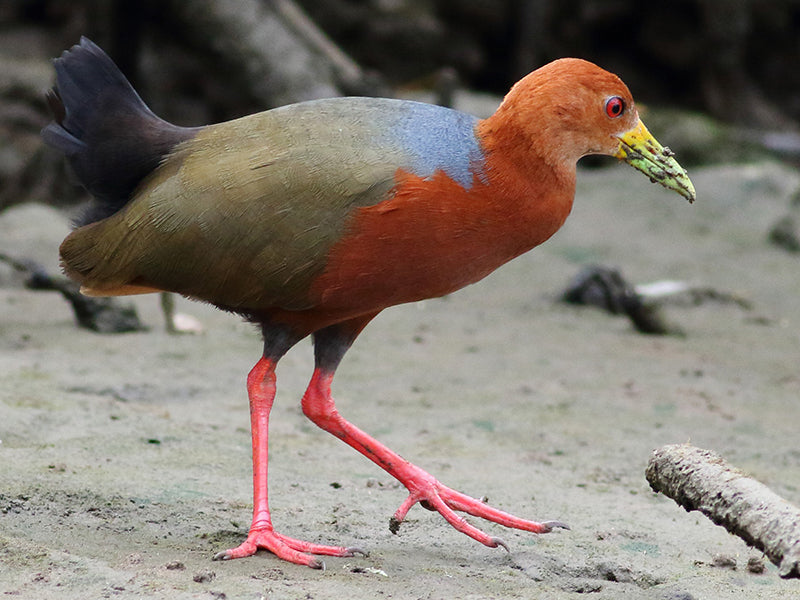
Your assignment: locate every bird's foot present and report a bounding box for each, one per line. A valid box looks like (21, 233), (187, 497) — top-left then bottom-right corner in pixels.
(213, 526), (368, 569)
(389, 470), (568, 549)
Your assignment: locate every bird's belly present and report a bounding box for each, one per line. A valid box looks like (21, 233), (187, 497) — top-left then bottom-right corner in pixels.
(314, 233), (504, 312)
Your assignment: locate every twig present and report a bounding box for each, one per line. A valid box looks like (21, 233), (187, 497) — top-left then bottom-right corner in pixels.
(272, 0), (364, 91)
(0, 252), (145, 333)
(646, 444), (800, 578)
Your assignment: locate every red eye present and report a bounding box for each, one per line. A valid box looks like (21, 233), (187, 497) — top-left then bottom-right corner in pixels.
(605, 96), (625, 118)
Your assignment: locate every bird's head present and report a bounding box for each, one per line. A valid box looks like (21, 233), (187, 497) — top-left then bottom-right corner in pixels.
(488, 58), (695, 203)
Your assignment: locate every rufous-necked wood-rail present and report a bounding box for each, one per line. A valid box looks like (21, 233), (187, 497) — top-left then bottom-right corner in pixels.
(43, 38), (695, 568)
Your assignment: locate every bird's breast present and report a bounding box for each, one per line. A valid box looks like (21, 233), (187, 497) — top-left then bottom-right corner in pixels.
(310, 163), (574, 313)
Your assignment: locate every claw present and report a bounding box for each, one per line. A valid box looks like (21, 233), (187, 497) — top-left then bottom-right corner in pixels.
(212, 550), (230, 561)
(541, 520), (570, 532)
(346, 546), (370, 557)
(491, 537), (510, 552)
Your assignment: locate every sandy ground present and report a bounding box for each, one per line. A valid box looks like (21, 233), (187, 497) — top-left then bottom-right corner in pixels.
(1, 161), (799, 599)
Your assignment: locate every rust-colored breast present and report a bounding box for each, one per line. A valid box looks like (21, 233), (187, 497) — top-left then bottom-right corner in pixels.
(308, 160), (575, 320)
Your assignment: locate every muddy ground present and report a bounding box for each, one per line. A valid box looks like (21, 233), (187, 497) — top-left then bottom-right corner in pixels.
(1, 161), (799, 599)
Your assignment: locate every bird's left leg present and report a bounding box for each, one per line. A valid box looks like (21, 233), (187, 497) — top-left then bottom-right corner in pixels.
(303, 318), (568, 552)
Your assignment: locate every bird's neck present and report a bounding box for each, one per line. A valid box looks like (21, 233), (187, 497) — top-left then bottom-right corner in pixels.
(474, 118), (577, 254)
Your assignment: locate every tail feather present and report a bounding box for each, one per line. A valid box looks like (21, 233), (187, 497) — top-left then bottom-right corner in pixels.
(42, 37), (198, 226)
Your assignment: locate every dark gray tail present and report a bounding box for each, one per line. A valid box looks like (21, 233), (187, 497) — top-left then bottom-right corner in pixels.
(42, 37), (198, 226)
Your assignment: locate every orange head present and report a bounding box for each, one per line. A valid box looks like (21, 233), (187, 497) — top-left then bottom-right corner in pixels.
(483, 58), (695, 202)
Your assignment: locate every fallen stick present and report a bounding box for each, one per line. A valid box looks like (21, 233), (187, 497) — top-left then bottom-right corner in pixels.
(272, 0), (365, 91)
(646, 443), (800, 578)
(0, 252), (145, 333)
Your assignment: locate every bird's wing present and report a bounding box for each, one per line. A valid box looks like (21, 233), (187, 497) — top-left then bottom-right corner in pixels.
(60, 97), (480, 312)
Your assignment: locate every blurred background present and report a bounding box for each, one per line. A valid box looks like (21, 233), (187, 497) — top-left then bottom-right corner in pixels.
(1, 0), (799, 213)
(2, 7), (800, 595)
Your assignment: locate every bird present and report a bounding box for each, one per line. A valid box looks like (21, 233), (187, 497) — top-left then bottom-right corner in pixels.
(43, 37), (695, 569)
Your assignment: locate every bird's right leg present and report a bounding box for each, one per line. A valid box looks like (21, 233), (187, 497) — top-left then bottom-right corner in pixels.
(214, 336), (365, 568)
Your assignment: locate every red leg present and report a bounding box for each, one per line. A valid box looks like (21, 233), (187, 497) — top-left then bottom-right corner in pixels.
(301, 368), (568, 551)
(213, 357), (365, 568)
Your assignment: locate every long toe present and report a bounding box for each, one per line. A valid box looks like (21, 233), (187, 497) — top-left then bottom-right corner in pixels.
(434, 484), (564, 534)
(391, 470), (569, 549)
(214, 529), (359, 568)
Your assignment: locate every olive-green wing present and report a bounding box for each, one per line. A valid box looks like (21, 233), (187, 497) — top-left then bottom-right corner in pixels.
(60, 99), (403, 311)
